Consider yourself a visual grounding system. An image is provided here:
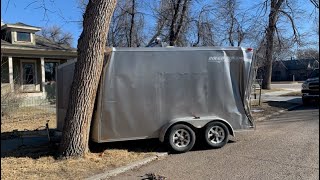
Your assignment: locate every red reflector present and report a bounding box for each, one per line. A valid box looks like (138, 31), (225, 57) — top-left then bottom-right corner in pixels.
(247, 48), (253, 51)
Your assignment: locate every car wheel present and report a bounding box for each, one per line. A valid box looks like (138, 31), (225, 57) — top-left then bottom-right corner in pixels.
(302, 97), (309, 105)
(167, 124), (196, 153)
(205, 122), (229, 148)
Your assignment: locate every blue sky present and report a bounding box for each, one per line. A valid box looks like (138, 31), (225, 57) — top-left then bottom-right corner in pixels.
(1, 0), (318, 48)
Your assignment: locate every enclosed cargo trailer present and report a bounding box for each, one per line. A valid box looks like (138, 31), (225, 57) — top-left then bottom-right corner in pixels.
(57, 47), (255, 152)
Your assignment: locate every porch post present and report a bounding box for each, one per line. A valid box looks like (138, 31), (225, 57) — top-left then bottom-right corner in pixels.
(8, 56), (14, 92)
(40, 57), (46, 97)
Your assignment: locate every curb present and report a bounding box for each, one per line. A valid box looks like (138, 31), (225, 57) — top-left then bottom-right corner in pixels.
(85, 152), (168, 180)
(255, 104), (302, 122)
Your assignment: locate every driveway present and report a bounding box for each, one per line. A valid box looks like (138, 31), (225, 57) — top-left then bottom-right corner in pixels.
(111, 105), (319, 180)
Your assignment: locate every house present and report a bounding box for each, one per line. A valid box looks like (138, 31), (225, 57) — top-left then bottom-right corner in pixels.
(271, 59), (319, 81)
(1, 22), (77, 102)
(256, 59), (319, 82)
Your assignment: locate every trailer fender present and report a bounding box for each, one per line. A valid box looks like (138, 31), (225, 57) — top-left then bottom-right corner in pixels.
(159, 118), (234, 142)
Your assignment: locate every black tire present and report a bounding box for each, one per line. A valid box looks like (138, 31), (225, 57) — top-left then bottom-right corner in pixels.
(204, 122), (229, 148)
(302, 97), (309, 105)
(167, 124), (196, 153)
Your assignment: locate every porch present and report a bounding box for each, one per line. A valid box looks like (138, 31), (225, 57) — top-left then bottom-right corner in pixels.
(1, 56), (66, 100)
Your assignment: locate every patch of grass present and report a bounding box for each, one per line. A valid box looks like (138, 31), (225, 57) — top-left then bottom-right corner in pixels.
(1, 107), (56, 133)
(280, 91), (302, 96)
(1, 149), (154, 180)
(1, 107), (158, 180)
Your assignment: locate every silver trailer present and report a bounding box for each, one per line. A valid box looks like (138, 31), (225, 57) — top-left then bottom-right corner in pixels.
(57, 47), (255, 152)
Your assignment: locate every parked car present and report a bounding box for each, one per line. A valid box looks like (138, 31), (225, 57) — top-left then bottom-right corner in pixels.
(301, 68), (319, 104)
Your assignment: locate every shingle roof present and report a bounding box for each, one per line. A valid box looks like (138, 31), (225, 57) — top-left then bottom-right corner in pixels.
(1, 35), (76, 51)
(283, 59), (318, 70)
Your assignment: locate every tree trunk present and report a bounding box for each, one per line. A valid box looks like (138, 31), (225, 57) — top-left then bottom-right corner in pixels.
(261, 0), (284, 89)
(169, 0), (181, 46)
(262, 17), (275, 89)
(129, 0), (135, 47)
(59, 0), (117, 158)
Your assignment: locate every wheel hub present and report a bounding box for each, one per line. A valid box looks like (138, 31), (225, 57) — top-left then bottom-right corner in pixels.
(173, 129), (191, 148)
(208, 126), (225, 144)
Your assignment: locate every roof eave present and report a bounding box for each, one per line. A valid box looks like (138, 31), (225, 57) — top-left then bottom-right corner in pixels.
(1, 45), (77, 58)
(1, 24), (41, 31)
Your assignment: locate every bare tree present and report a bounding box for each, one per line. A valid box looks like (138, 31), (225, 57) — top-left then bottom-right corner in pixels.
(147, 0), (192, 47)
(310, 0), (319, 8)
(261, 0), (300, 89)
(41, 26), (73, 47)
(58, 0), (117, 158)
(167, 0), (190, 46)
(296, 48), (319, 59)
(190, 6), (216, 47)
(108, 0), (145, 47)
(211, 0), (248, 47)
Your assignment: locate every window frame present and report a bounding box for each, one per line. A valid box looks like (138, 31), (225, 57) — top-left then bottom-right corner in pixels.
(20, 59), (37, 85)
(44, 60), (61, 83)
(16, 31), (31, 42)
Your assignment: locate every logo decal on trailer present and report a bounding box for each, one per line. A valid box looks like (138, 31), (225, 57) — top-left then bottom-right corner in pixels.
(208, 56), (244, 63)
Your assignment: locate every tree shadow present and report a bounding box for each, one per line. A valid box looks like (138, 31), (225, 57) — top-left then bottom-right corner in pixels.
(1, 129), (58, 159)
(288, 102), (319, 111)
(89, 135), (237, 155)
(89, 138), (168, 154)
(265, 99), (300, 109)
(2, 128), (235, 159)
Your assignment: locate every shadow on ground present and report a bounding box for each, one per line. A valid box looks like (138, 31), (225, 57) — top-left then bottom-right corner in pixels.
(89, 138), (168, 154)
(1, 129), (58, 159)
(2, 129), (235, 159)
(288, 102), (319, 111)
(90, 136), (237, 155)
(6, 100), (311, 159)
(265, 98), (302, 109)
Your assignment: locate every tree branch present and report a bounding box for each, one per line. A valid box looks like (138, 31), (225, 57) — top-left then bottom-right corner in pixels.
(278, 9), (300, 44)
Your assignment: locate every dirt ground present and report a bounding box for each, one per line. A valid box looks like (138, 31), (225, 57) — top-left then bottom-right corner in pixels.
(1, 107), (56, 133)
(1, 107), (156, 180)
(1, 101), (299, 180)
(250, 100), (299, 120)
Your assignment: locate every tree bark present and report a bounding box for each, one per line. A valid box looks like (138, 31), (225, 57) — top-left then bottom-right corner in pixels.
(262, 0), (284, 89)
(169, 0), (181, 46)
(128, 0), (135, 47)
(59, 0), (117, 158)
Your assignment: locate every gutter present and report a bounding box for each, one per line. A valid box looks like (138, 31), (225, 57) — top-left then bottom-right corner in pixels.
(1, 45), (77, 58)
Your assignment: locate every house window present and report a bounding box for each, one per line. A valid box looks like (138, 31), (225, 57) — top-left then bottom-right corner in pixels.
(45, 62), (60, 83)
(17, 32), (31, 42)
(22, 62), (35, 84)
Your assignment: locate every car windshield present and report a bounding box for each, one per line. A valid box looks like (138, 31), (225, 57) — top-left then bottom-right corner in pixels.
(309, 69), (319, 78)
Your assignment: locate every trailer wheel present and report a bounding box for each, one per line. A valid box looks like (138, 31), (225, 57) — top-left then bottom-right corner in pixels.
(167, 124), (196, 153)
(205, 122), (229, 148)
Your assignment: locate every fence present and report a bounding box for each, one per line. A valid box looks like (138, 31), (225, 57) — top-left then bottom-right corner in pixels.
(1, 93), (57, 132)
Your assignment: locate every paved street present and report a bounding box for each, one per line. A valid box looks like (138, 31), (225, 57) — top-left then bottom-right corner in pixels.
(111, 105), (319, 180)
